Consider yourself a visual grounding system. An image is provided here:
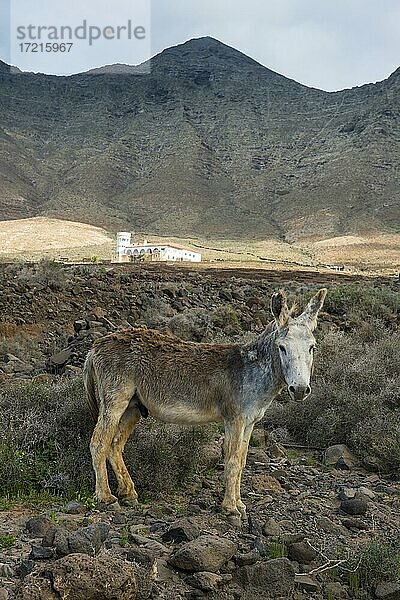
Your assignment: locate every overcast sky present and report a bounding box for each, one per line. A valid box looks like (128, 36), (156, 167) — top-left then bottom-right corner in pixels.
(1, 0), (399, 90)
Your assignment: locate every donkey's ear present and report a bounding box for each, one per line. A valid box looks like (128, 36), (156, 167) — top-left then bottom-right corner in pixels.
(298, 288), (327, 330)
(271, 289), (290, 327)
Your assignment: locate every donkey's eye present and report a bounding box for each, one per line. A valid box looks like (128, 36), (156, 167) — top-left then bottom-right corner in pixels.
(279, 345), (287, 355)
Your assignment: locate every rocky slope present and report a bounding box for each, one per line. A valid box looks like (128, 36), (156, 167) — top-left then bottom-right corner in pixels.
(0, 263), (399, 599)
(0, 37), (399, 240)
(1, 441), (400, 599)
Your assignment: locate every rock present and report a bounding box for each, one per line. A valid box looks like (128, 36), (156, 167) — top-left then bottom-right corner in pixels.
(43, 523), (109, 557)
(73, 319), (87, 332)
(26, 516), (55, 537)
(92, 307), (106, 319)
(168, 535), (237, 573)
(0, 589), (8, 600)
(43, 528), (69, 556)
(190, 571), (223, 591)
(126, 545), (156, 568)
(336, 457), (352, 470)
(17, 553), (137, 600)
(129, 534), (169, 556)
(288, 541), (318, 564)
(316, 516), (347, 536)
(239, 558), (295, 596)
(2, 358), (33, 374)
(67, 523), (110, 556)
(219, 290), (232, 302)
(262, 517), (282, 537)
(375, 582), (400, 599)
(29, 545), (56, 560)
(15, 559), (35, 578)
(326, 582), (348, 599)
(48, 349), (71, 368)
(338, 487), (356, 501)
(357, 486), (376, 500)
(267, 441), (287, 459)
(341, 517), (367, 530)
(235, 550), (260, 566)
(250, 474), (283, 494)
(340, 498), (368, 515)
(295, 574), (321, 592)
(324, 445), (356, 469)
(161, 517), (200, 544)
(112, 513), (127, 525)
(0, 564), (14, 578)
(63, 500), (85, 514)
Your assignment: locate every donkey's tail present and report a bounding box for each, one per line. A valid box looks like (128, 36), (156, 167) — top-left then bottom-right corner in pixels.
(83, 350), (98, 422)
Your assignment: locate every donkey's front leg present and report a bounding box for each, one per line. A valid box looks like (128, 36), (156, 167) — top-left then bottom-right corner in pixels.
(235, 422), (255, 519)
(222, 418), (245, 522)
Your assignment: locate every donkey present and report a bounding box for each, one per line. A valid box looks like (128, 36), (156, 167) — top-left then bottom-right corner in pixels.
(83, 288), (326, 522)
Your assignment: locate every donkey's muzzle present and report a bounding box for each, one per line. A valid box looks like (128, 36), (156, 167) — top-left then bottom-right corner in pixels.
(288, 385), (311, 401)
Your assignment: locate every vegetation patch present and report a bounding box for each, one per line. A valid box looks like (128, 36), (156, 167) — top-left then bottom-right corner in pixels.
(0, 377), (218, 505)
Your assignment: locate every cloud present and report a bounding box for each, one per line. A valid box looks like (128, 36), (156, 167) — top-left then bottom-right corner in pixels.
(2, 0), (399, 89)
(151, 0), (400, 90)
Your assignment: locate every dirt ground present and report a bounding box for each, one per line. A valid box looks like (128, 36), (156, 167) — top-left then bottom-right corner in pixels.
(0, 217), (398, 275)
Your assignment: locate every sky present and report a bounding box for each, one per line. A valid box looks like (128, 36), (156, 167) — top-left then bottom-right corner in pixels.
(1, 0), (399, 91)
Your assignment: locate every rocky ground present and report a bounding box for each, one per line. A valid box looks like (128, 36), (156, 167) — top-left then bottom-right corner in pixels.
(0, 262), (396, 381)
(0, 262), (399, 599)
(0, 441), (400, 599)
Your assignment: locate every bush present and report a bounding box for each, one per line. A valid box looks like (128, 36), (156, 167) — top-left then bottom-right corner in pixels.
(0, 378), (92, 498)
(323, 284), (399, 323)
(11, 259), (66, 291)
(0, 378), (218, 503)
(128, 420), (218, 500)
(347, 538), (400, 594)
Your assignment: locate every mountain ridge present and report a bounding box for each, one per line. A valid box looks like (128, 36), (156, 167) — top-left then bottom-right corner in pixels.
(0, 37), (398, 241)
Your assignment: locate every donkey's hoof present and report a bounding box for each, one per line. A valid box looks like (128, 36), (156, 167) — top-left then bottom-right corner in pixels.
(226, 512), (242, 528)
(237, 501), (247, 520)
(97, 496), (120, 512)
(120, 497), (139, 507)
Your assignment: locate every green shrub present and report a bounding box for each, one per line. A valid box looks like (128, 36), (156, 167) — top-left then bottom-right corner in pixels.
(323, 284), (399, 323)
(0, 535), (16, 549)
(11, 259), (66, 291)
(128, 420), (218, 500)
(347, 539), (400, 593)
(0, 378), (218, 504)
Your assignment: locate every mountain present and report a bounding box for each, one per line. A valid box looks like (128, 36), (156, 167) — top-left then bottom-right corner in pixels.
(0, 37), (398, 241)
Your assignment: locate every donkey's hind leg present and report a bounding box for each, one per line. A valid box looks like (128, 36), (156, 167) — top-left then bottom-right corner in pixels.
(90, 390), (132, 506)
(109, 399), (141, 506)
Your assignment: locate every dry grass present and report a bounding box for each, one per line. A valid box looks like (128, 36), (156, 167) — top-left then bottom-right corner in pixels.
(0, 217), (113, 261)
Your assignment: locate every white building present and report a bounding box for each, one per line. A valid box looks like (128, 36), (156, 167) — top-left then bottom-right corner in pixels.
(116, 232), (201, 263)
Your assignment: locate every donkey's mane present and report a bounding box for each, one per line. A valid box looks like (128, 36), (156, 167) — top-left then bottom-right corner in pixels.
(244, 320), (280, 359)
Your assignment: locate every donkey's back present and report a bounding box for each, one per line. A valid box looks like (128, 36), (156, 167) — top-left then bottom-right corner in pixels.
(86, 327), (243, 425)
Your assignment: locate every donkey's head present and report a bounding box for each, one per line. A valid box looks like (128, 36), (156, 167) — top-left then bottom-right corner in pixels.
(271, 288), (327, 401)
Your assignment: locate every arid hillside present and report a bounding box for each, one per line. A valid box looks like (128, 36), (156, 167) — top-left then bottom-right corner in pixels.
(0, 37), (399, 242)
(0, 217), (398, 274)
